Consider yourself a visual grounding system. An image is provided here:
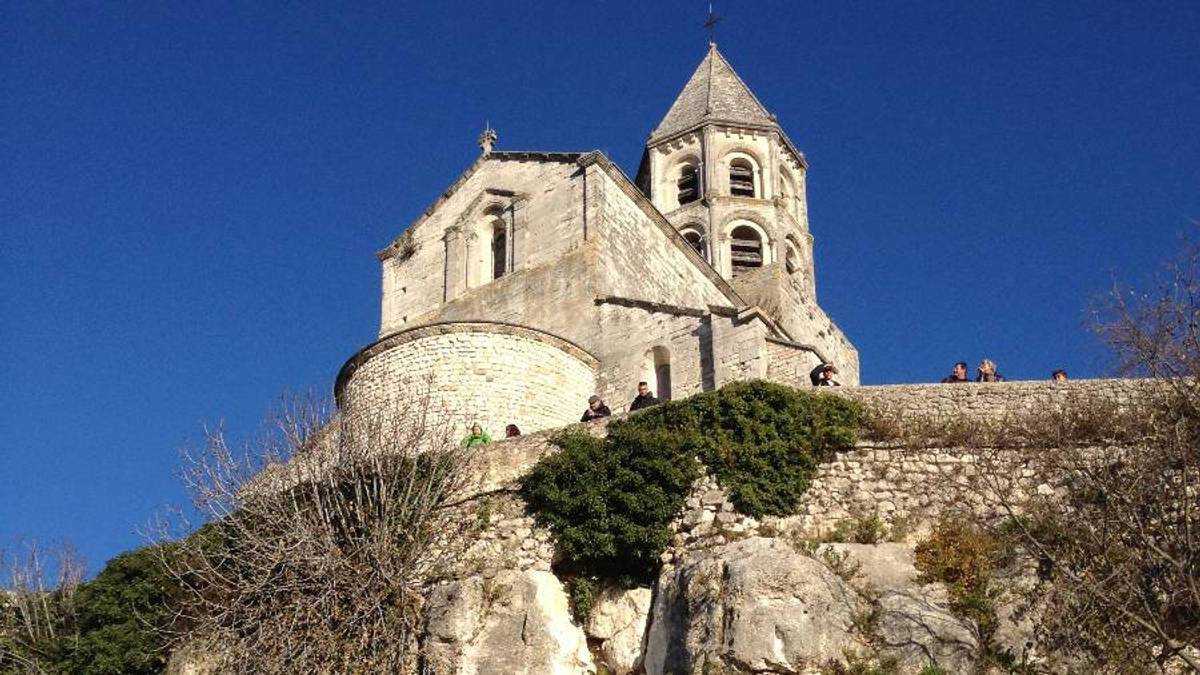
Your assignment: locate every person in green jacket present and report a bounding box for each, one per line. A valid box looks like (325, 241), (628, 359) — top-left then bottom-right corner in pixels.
(461, 423), (491, 448)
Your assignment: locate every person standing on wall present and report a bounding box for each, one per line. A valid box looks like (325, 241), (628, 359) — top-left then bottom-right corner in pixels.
(976, 359), (1005, 382)
(581, 395), (612, 422)
(629, 382), (660, 411)
(941, 361), (971, 383)
(810, 363), (841, 386)
(461, 423), (491, 448)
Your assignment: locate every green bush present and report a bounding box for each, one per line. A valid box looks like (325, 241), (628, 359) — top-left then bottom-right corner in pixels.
(566, 576), (599, 623)
(0, 544), (183, 675)
(520, 427), (701, 584)
(64, 545), (181, 674)
(521, 381), (863, 585)
(679, 381), (862, 517)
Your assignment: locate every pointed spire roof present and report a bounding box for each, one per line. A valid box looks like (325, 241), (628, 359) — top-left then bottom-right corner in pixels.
(649, 43), (778, 142)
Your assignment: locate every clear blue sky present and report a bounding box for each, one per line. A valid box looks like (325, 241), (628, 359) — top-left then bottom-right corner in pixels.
(3, 1), (1198, 575)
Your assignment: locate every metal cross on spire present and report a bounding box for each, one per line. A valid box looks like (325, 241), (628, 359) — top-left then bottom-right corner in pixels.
(704, 2), (721, 44)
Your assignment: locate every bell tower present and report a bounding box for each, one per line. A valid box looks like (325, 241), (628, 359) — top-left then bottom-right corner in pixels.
(635, 43), (816, 299)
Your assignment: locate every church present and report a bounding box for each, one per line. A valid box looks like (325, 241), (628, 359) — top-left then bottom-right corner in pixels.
(334, 43), (859, 437)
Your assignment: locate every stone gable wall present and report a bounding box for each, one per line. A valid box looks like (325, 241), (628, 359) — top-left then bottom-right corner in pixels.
(765, 337), (824, 386)
(735, 262), (861, 384)
(380, 158), (584, 336)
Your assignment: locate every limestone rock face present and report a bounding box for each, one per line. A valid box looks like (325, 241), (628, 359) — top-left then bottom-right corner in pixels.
(875, 586), (979, 673)
(818, 541), (980, 672)
(643, 537), (868, 674)
(816, 542), (918, 591)
(585, 586), (653, 675)
(422, 569), (595, 675)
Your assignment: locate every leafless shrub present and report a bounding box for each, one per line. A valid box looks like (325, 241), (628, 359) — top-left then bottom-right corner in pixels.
(153, 389), (478, 673)
(0, 541), (85, 672)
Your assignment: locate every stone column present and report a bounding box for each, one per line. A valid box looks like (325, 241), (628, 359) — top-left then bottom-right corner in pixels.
(802, 231), (817, 300)
(463, 230), (479, 289)
(767, 131), (780, 201)
(508, 197), (526, 271)
(715, 230), (730, 278)
(443, 226), (464, 302)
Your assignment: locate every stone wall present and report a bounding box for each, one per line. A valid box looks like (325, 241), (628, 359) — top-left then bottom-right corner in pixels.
(832, 376), (1161, 420)
(453, 377), (1162, 539)
(337, 322), (598, 438)
(765, 337), (823, 387)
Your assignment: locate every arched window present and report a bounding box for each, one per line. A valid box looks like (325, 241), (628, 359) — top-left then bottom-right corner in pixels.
(729, 158), (756, 198)
(642, 346), (672, 402)
(677, 164), (699, 205)
(490, 220), (508, 280)
(730, 225), (764, 277)
(680, 227), (707, 261)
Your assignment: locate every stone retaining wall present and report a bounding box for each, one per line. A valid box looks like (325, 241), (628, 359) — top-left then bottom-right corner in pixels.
(455, 377), (1160, 567)
(832, 376), (1160, 419)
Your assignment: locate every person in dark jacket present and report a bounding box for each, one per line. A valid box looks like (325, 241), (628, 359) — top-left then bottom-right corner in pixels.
(976, 359), (1005, 382)
(629, 382), (660, 411)
(581, 395), (612, 422)
(809, 363), (841, 386)
(941, 361), (971, 383)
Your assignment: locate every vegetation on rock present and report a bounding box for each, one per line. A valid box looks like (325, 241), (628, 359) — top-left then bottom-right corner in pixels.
(521, 380), (864, 586)
(913, 518), (1003, 642)
(1, 544), (180, 674)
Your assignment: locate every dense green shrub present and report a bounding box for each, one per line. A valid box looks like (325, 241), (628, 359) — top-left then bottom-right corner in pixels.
(0, 544), (181, 675)
(678, 380), (863, 517)
(520, 380), (863, 585)
(63, 545), (180, 674)
(520, 427), (701, 584)
(566, 576), (599, 623)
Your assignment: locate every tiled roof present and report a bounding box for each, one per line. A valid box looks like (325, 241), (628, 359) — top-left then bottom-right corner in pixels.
(650, 43), (777, 142)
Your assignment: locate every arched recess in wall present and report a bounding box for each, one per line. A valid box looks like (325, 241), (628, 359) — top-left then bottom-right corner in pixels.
(724, 151), (762, 198)
(778, 169), (798, 219)
(679, 224), (708, 261)
(727, 220), (771, 277)
(784, 236), (801, 275)
(641, 346), (672, 401)
(474, 204), (510, 287)
(490, 220), (507, 280)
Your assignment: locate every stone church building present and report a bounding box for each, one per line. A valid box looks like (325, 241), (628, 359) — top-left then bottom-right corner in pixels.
(335, 44), (858, 437)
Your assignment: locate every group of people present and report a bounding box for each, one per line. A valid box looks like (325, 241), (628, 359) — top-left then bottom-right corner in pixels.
(460, 422), (522, 448)
(461, 358), (1074, 445)
(940, 359), (1007, 383)
(809, 359), (1070, 388)
(460, 381), (662, 448)
(939, 360), (1068, 384)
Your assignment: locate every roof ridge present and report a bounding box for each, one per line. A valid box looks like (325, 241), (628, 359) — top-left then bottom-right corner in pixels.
(705, 43), (715, 114)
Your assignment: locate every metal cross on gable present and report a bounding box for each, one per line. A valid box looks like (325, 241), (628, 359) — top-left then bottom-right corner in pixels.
(704, 2), (721, 43)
